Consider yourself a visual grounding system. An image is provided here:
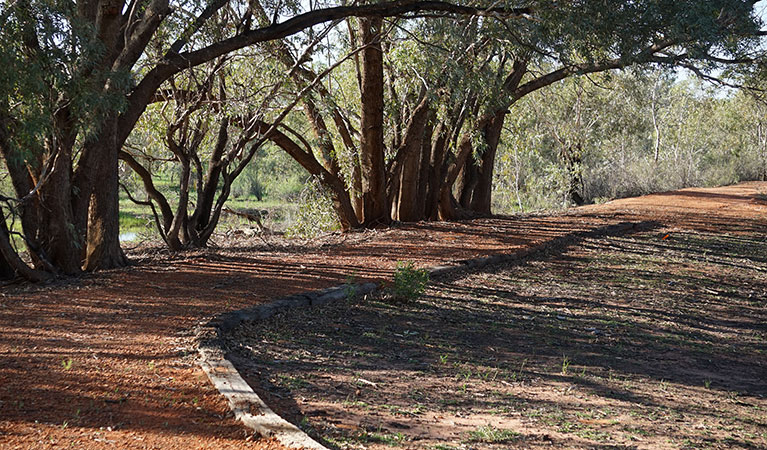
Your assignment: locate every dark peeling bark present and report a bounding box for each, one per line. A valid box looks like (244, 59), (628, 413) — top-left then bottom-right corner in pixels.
(414, 110), (435, 219)
(459, 110), (505, 215)
(187, 118), (229, 243)
(439, 129), (476, 220)
(358, 17), (390, 226)
(457, 158), (479, 209)
(38, 142), (83, 274)
(395, 96), (430, 222)
(0, 214), (51, 282)
(0, 115), (44, 265)
(0, 253), (14, 280)
(84, 124), (127, 270)
(424, 121), (449, 220)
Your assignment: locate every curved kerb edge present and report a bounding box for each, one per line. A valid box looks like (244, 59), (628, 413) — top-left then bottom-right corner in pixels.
(195, 221), (642, 449)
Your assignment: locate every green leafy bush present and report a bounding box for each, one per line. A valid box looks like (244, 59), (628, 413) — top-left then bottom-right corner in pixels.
(390, 262), (429, 302)
(285, 177), (340, 238)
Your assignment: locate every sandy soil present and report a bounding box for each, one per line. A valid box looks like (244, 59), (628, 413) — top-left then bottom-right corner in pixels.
(228, 227), (766, 449)
(1, 181), (765, 449)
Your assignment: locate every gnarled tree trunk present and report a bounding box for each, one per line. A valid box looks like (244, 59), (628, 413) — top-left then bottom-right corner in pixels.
(394, 96), (430, 222)
(457, 110), (506, 215)
(84, 123), (128, 270)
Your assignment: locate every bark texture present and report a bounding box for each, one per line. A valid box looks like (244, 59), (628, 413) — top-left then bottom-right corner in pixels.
(358, 17), (390, 226)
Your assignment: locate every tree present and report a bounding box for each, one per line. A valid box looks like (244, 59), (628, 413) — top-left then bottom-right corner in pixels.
(0, 0), (762, 280)
(249, 1), (763, 227)
(490, 68), (767, 212)
(449, 0), (761, 217)
(0, 0), (532, 278)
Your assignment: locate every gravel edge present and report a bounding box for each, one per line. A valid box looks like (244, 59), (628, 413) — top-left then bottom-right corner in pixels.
(195, 220), (646, 449)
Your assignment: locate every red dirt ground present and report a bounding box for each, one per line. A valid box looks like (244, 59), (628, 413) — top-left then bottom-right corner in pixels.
(1, 182), (765, 449)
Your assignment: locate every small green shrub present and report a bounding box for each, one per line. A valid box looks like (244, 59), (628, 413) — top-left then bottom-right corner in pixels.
(390, 262), (429, 302)
(343, 272), (359, 300)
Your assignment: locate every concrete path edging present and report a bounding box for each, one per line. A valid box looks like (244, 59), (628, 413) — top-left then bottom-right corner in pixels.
(196, 284), (377, 450)
(195, 221), (647, 449)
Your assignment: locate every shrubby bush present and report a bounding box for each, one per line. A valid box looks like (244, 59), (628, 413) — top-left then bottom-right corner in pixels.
(389, 262), (429, 302)
(493, 71), (767, 213)
(285, 177), (340, 238)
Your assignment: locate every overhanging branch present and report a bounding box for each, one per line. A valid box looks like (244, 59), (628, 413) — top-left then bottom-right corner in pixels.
(125, 0), (534, 142)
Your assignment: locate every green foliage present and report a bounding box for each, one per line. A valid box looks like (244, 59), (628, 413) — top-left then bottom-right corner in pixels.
(494, 70), (767, 213)
(343, 271), (360, 300)
(285, 177), (340, 238)
(561, 355), (572, 375)
(0, 1), (127, 156)
(231, 145), (306, 201)
(390, 262), (429, 302)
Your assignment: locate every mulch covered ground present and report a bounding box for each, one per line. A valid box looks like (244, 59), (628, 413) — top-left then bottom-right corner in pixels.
(228, 228), (766, 449)
(1, 182), (765, 449)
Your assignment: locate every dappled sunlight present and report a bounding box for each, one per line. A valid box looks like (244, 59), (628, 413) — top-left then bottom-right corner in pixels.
(227, 227), (767, 449)
(2, 182), (766, 448)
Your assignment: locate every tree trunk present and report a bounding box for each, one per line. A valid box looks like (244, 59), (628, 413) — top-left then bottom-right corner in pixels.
(414, 112), (435, 220)
(37, 143), (84, 274)
(187, 119), (229, 246)
(0, 253), (14, 280)
(424, 121), (449, 220)
(439, 134), (475, 220)
(84, 123), (127, 270)
(0, 120), (45, 267)
(453, 59), (525, 216)
(357, 17), (390, 226)
(0, 213), (52, 282)
(350, 156), (364, 220)
(562, 144), (585, 206)
(261, 28), (364, 227)
(457, 160), (480, 209)
(252, 121), (360, 230)
(469, 111), (505, 214)
(118, 151), (174, 231)
(396, 97), (430, 222)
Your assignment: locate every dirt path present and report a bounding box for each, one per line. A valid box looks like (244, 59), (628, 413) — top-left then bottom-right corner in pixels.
(231, 222), (766, 449)
(1, 182), (765, 449)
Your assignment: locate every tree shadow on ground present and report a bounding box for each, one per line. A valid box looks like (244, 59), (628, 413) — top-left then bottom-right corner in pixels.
(228, 228), (767, 449)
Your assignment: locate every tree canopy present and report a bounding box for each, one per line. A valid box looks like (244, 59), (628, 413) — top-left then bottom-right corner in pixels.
(0, 0), (765, 280)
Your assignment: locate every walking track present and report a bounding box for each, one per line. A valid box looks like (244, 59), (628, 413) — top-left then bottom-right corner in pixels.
(1, 182), (765, 449)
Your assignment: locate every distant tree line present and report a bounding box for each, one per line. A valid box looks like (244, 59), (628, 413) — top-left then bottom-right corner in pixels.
(494, 71), (767, 212)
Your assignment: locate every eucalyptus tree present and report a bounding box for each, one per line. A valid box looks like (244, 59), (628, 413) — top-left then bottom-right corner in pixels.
(722, 90), (767, 181)
(261, 0), (763, 225)
(450, 0), (763, 217)
(491, 70), (767, 212)
(121, 41), (341, 248)
(256, 14), (486, 224)
(0, 0), (531, 279)
(121, 57), (242, 250)
(0, 0), (762, 280)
